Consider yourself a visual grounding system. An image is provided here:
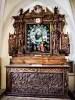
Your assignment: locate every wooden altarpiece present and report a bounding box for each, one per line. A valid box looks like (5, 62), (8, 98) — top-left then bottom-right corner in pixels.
(6, 5), (70, 99)
(9, 5), (70, 57)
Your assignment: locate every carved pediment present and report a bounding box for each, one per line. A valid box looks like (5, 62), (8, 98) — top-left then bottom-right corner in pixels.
(23, 5), (53, 18)
(13, 5), (65, 22)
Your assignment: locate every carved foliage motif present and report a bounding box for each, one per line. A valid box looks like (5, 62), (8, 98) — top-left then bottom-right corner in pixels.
(10, 67), (65, 73)
(11, 72), (64, 95)
(6, 66), (69, 96)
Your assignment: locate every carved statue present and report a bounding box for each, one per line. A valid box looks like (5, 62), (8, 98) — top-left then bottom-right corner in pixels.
(54, 6), (59, 14)
(51, 30), (60, 54)
(19, 8), (23, 15)
(61, 33), (70, 55)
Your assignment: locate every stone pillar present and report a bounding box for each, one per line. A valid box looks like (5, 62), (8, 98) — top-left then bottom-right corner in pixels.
(0, 0), (6, 89)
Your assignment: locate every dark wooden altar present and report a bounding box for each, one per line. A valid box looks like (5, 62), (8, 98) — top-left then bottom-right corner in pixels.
(6, 63), (69, 98)
(6, 5), (70, 98)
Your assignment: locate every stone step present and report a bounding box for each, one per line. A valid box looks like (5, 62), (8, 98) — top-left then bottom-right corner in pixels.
(0, 96), (71, 100)
(0, 89), (6, 99)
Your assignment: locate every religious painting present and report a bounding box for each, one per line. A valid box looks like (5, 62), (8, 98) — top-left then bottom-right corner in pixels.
(26, 24), (50, 53)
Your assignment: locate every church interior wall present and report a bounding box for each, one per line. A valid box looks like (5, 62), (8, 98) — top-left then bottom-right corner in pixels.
(0, 0), (75, 92)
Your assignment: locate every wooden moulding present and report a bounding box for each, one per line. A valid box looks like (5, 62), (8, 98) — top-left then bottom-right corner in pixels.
(10, 55), (67, 65)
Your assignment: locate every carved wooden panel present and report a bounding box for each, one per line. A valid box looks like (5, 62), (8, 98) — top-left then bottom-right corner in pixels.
(6, 65), (69, 97)
(61, 34), (70, 55)
(9, 67), (66, 73)
(11, 72), (64, 95)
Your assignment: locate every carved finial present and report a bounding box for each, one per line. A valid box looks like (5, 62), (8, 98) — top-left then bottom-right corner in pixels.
(54, 6), (59, 14)
(19, 8), (23, 15)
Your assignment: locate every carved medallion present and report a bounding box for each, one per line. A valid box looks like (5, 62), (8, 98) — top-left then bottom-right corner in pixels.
(34, 5), (42, 14)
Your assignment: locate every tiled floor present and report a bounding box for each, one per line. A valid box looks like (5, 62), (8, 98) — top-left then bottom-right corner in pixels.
(1, 96), (71, 100)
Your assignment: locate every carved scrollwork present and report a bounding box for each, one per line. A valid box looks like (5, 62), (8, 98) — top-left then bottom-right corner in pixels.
(11, 72), (64, 95)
